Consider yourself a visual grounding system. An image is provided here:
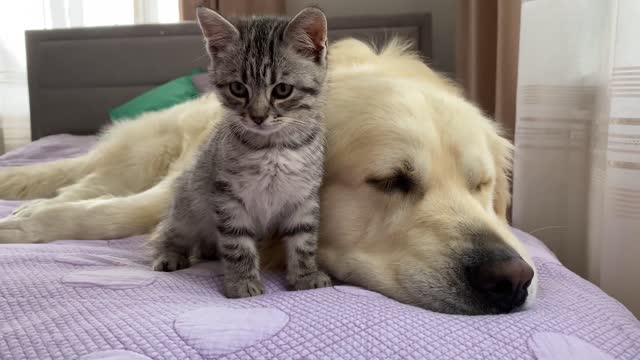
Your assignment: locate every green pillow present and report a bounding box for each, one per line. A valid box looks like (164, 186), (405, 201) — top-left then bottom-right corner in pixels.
(109, 68), (202, 122)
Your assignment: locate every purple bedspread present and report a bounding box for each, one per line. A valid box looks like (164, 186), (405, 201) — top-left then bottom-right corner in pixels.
(1, 135), (639, 360)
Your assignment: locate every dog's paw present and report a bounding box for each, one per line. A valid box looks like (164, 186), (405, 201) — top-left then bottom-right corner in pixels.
(0, 217), (40, 244)
(11, 199), (48, 218)
(223, 277), (265, 298)
(152, 252), (190, 272)
(292, 271), (332, 290)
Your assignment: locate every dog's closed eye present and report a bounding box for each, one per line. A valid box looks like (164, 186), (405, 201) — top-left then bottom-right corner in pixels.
(472, 178), (493, 192)
(366, 171), (415, 194)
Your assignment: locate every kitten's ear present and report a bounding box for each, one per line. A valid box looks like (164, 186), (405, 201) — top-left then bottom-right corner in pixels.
(196, 7), (238, 56)
(284, 7), (328, 62)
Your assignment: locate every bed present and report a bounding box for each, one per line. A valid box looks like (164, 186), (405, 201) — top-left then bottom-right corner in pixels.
(1, 16), (639, 360)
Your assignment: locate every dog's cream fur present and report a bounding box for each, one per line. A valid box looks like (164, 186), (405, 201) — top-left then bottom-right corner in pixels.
(0, 39), (536, 314)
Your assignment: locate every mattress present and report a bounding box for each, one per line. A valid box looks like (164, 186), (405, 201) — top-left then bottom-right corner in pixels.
(1, 135), (639, 360)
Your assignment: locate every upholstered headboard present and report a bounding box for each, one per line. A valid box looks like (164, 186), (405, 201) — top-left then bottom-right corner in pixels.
(25, 14), (431, 140)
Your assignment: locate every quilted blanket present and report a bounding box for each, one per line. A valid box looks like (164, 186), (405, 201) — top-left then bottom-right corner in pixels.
(1, 135), (639, 360)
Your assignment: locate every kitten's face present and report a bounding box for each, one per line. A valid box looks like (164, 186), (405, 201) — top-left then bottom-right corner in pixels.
(197, 8), (328, 135)
(212, 34), (326, 135)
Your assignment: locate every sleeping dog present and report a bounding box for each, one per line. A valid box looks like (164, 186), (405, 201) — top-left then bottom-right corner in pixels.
(0, 38), (536, 315)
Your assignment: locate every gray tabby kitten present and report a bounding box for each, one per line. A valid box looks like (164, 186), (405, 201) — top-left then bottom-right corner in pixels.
(150, 6), (332, 298)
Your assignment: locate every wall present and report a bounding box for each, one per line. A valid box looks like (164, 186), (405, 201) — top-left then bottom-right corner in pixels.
(0, 0), (180, 153)
(286, 0), (456, 75)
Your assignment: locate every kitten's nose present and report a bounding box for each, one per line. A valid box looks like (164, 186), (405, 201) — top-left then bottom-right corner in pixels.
(250, 115), (266, 125)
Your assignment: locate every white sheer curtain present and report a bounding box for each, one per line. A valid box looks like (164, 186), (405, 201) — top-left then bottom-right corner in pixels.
(514, 0), (640, 316)
(0, 0), (179, 153)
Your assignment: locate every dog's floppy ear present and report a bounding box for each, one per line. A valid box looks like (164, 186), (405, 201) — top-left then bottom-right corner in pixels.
(491, 133), (514, 222)
(284, 6), (328, 63)
(196, 7), (239, 56)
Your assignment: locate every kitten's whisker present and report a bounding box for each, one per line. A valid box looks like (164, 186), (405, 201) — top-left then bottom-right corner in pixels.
(191, 53), (210, 65)
(526, 225), (567, 236)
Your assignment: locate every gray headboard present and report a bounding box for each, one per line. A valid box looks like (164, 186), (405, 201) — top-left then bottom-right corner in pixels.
(26, 14), (431, 140)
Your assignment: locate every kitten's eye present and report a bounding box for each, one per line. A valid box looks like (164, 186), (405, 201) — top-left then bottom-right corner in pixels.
(272, 83), (293, 99)
(366, 173), (414, 194)
(229, 82), (248, 98)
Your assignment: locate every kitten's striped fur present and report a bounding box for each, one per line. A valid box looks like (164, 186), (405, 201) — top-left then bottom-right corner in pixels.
(150, 7), (331, 297)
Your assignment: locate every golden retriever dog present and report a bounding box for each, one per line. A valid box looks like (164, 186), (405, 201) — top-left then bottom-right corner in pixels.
(0, 38), (537, 315)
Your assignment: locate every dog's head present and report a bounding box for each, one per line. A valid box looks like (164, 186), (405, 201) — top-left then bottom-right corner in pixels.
(318, 39), (537, 315)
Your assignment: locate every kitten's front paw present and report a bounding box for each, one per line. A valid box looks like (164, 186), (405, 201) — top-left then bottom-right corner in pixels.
(293, 271), (332, 290)
(152, 252), (190, 272)
(224, 277), (265, 298)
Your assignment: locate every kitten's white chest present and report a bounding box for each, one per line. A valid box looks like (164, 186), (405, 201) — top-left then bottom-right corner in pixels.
(234, 148), (313, 230)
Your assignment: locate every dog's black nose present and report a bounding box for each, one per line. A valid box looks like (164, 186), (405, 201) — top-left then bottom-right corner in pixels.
(467, 257), (534, 313)
(250, 115), (266, 125)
